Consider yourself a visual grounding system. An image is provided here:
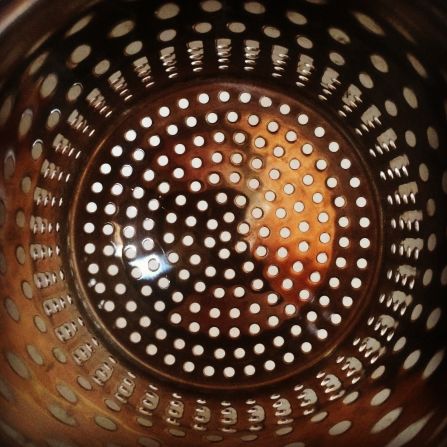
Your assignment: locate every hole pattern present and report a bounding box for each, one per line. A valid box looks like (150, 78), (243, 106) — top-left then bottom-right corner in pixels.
(0, 0), (445, 446)
(73, 83), (378, 386)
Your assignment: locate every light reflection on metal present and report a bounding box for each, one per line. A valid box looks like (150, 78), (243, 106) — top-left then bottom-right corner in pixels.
(129, 253), (171, 280)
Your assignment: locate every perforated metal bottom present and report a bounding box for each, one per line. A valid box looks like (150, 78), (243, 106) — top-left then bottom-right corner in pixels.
(70, 80), (380, 390)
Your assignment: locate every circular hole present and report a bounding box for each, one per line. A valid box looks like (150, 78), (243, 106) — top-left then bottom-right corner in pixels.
(110, 20), (135, 37)
(329, 420), (352, 436)
(297, 35), (313, 49)
(18, 109), (33, 138)
(201, 0), (222, 12)
(353, 12), (385, 35)
(287, 10), (307, 25)
(228, 22), (246, 33)
(125, 40), (143, 56)
(264, 26), (280, 38)
(328, 27), (350, 44)
(370, 54), (389, 72)
(159, 29), (177, 41)
(156, 3), (180, 20)
(70, 44), (91, 64)
(245, 1), (266, 14)
(40, 73), (58, 98)
(403, 87), (418, 109)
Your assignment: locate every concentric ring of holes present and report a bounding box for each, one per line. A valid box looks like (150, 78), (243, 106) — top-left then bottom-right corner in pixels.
(0, 0), (444, 445)
(72, 81), (379, 388)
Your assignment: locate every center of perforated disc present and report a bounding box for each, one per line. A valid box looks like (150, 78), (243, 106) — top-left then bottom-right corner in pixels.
(70, 81), (380, 389)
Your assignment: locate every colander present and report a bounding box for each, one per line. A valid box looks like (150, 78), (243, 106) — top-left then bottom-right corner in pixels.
(0, 0), (446, 446)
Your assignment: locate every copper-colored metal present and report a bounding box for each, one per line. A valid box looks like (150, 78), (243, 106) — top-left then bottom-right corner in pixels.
(69, 80), (381, 392)
(0, 1), (446, 446)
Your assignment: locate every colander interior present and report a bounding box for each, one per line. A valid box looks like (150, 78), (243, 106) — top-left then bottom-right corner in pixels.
(0, 1), (446, 446)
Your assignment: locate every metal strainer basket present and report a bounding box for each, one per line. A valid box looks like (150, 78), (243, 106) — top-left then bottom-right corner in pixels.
(0, 1), (446, 446)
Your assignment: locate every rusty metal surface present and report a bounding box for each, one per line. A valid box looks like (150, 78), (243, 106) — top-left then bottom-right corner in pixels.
(0, 1), (446, 446)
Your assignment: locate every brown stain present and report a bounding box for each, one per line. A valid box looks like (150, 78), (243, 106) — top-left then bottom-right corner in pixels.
(67, 80), (381, 390)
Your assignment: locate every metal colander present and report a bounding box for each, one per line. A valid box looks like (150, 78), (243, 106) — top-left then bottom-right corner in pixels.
(0, 1), (446, 446)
